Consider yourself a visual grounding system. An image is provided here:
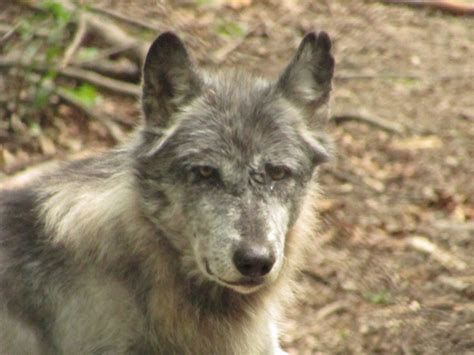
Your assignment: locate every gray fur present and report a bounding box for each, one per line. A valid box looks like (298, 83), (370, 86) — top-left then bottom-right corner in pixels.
(0, 31), (334, 354)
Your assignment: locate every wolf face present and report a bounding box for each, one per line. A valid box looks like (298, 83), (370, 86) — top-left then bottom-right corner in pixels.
(135, 32), (334, 294)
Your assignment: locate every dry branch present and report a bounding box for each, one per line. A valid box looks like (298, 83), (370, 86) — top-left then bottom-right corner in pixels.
(331, 113), (406, 135)
(55, 88), (128, 143)
(16, 0), (149, 66)
(383, 0), (474, 15)
(0, 24), (14, 34)
(89, 5), (158, 31)
(288, 300), (350, 342)
(77, 59), (140, 83)
(59, 67), (140, 96)
(83, 13), (148, 66)
(437, 275), (470, 291)
(0, 23), (19, 44)
(302, 269), (331, 286)
(212, 27), (255, 64)
(73, 44), (137, 65)
(335, 72), (474, 81)
(434, 221), (474, 232)
(60, 13), (87, 68)
(407, 236), (467, 271)
(0, 54), (140, 96)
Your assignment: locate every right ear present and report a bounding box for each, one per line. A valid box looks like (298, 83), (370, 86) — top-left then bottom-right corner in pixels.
(277, 32), (335, 126)
(142, 32), (201, 129)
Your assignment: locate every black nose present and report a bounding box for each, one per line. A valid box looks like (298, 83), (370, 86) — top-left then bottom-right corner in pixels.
(233, 245), (275, 277)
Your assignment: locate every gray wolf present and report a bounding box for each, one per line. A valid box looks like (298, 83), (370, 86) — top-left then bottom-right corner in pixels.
(0, 31), (334, 354)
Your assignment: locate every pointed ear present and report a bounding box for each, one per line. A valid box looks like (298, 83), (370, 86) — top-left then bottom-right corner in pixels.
(277, 32), (335, 125)
(142, 32), (201, 129)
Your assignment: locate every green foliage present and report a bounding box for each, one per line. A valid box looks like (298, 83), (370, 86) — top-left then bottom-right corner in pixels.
(64, 84), (101, 108)
(15, 0), (79, 119)
(195, 0), (215, 6)
(28, 121), (42, 137)
(23, 42), (42, 64)
(76, 47), (100, 62)
(45, 46), (62, 62)
(18, 21), (35, 41)
(363, 290), (392, 305)
(33, 86), (52, 109)
(40, 0), (72, 26)
(339, 328), (349, 340)
(215, 21), (246, 38)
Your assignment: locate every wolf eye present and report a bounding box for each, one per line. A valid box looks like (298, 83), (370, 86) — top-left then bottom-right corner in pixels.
(266, 165), (290, 181)
(195, 166), (216, 179)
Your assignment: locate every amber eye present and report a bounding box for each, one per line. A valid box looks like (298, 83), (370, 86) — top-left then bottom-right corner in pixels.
(197, 166), (215, 179)
(266, 165), (289, 181)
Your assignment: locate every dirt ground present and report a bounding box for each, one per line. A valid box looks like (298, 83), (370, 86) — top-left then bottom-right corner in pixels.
(1, 0), (473, 354)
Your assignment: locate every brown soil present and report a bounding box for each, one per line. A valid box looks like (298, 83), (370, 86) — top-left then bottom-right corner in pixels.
(1, 1), (473, 353)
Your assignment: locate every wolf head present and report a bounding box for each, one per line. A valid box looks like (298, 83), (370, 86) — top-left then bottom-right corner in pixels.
(135, 32), (334, 294)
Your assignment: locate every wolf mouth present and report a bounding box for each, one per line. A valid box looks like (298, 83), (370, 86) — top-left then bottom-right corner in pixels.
(204, 258), (265, 287)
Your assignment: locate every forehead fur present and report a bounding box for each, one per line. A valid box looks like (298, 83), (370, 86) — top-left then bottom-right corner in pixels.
(158, 69), (314, 172)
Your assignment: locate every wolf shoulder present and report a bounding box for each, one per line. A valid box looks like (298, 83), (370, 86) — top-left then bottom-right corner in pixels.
(0, 187), (50, 354)
(0, 183), (146, 354)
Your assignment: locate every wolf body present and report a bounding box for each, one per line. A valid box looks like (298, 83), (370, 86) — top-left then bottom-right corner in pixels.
(0, 32), (334, 354)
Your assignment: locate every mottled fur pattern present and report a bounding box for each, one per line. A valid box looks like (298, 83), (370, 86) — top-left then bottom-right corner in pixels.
(0, 32), (334, 354)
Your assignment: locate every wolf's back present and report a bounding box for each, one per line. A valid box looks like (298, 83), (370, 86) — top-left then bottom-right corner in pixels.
(0, 187), (59, 354)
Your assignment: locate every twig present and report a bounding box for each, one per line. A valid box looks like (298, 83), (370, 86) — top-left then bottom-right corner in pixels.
(60, 13), (87, 68)
(77, 59), (140, 83)
(433, 221), (474, 232)
(324, 166), (383, 193)
(330, 113), (406, 135)
(383, 0), (474, 15)
(0, 23), (19, 44)
(212, 28), (255, 64)
(83, 14), (148, 66)
(60, 67), (140, 96)
(335, 72), (474, 81)
(0, 24), (14, 34)
(288, 300), (350, 342)
(0, 54), (140, 96)
(69, 3), (148, 66)
(73, 44), (136, 65)
(16, 0), (149, 66)
(302, 269), (331, 286)
(335, 72), (424, 81)
(55, 87), (128, 143)
(89, 5), (158, 31)
(407, 236), (467, 271)
(437, 275), (470, 292)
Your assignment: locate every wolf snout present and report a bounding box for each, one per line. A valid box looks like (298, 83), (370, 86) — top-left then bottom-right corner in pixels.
(233, 244), (276, 277)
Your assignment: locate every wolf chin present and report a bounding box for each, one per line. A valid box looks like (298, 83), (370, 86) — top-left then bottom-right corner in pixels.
(0, 31), (334, 354)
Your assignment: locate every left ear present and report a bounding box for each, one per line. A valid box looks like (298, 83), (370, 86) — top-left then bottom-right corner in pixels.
(277, 32), (335, 125)
(142, 32), (201, 129)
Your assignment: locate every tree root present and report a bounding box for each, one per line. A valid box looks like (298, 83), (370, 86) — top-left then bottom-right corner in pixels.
(331, 113), (406, 135)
